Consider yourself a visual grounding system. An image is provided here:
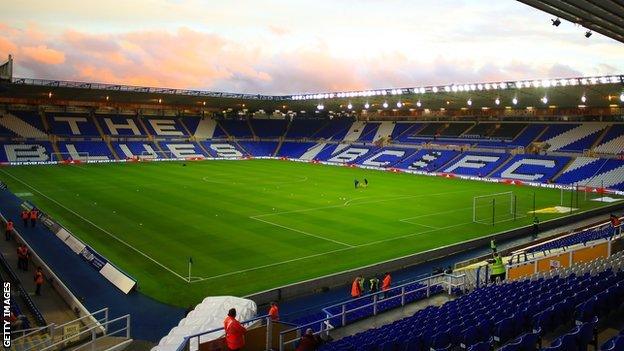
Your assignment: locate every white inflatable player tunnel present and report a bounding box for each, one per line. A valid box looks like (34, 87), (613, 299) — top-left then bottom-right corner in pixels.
(152, 296), (257, 351)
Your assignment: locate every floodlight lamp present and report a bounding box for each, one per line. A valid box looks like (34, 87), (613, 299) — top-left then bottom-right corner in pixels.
(620, 93), (624, 102)
(432, 87), (439, 93)
(416, 101), (422, 107)
(347, 103), (353, 110)
(512, 97), (518, 105)
(364, 102), (370, 109)
(585, 31), (592, 38)
(467, 99), (472, 106)
(495, 98), (500, 105)
(541, 96), (548, 104)
(317, 104), (324, 110)
(382, 102), (389, 108)
(396, 101), (403, 108)
(581, 95), (587, 103)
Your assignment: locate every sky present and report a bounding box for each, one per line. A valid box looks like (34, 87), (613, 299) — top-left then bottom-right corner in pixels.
(1, 0), (623, 94)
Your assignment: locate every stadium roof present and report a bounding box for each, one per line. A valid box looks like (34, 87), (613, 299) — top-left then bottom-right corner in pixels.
(517, 0), (624, 43)
(1, 75), (623, 113)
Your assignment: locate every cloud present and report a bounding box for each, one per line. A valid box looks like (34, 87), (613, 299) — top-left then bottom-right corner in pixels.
(0, 20), (622, 95)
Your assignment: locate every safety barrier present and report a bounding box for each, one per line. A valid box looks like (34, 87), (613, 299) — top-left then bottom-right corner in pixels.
(278, 272), (466, 351)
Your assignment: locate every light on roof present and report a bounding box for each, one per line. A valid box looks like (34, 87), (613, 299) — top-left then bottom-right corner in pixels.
(396, 101), (403, 108)
(512, 97), (518, 105)
(499, 83), (506, 89)
(620, 93), (624, 102)
(515, 82), (522, 89)
(495, 98), (500, 105)
(382, 102), (389, 108)
(452, 86), (458, 92)
(484, 83), (491, 90)
(364, 102), (370, 109)
(541, 96), (548, 104)
(432, 87), (439, 93)
(467, 99), (472, 106)
(317, 103), (324, 110)
(416, 101), (422, 107)
(532, 80), (541, 88)
(581, 95), (587, 103)
(48, 92), (53, 98)
(478, 84), (484, 90)
(419, 87), (425, 94)
(347, 103), (353, 110)
(444, 86), (451, 92)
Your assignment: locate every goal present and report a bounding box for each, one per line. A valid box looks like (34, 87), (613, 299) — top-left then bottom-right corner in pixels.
(473, 191), (519, 225)
(139, 151), (177, 160)
(50, 152), (89, 162)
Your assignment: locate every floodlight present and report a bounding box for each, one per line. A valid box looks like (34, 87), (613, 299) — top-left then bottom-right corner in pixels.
(444, 86), (451, 92)
(467, 99), (472, 106)
(484, 83), (491, 90)
(512, 97), (518, 105)
(347, 103), (353, 110)
(495, 98), (500, 105)
(419, 87), (425, 94)
(541, 96), (548, 104)
(416, 101), (422, 107)
(515, 82), (523, 89)
(452, 86), (458, 92)
(364, 102), (370, 109)
(581, 95), (587, 103)
(477, 84), (484, 90)
(620, 93), (624, 102)
(432, 87), (439, 93)
(317, 104), (324, 110)
(499, 83), (506, 89)
(396, 101), (403, 108)
(551, 18), (561, 26)
(382, 102), (389, 108)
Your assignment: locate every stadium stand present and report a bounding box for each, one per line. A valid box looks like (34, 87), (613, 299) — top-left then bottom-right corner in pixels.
(218, 119), (254, 138)
(250, 119), (288, 138)
(594, 125), (624, 155)
(318, 252), (624, 351)
(45, 112), (100, 137)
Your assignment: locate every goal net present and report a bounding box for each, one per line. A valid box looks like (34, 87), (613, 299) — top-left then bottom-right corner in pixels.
(473, 191), (520, 225)
(50, 152), (89, 162)
(139, 151), (177, 160)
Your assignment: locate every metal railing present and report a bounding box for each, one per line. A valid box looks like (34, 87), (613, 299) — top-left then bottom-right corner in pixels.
(12, 308), (109, 351)
(278, 272), (466, 351)
(40, 314), (130, 351)
(175, 314), (268, 351)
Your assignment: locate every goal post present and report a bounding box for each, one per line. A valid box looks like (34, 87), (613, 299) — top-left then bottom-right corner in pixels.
(473, 191), (518, 225)
(50, 152), (89, 162)
(139, 151), (176, 160)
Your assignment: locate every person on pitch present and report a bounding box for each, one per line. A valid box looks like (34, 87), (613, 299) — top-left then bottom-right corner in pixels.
(354, 179), (359, 189)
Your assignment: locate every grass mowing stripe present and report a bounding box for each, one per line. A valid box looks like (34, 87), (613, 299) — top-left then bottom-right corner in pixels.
(0, 168), (190, 282)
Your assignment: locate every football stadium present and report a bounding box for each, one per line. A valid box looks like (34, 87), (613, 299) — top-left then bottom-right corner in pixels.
(1, 1), (624, 351)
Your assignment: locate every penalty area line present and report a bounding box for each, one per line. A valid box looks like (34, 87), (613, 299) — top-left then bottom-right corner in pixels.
(0, 169), (190, 282)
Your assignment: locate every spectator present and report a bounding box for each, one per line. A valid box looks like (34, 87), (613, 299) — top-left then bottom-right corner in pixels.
(34, 267), (44, 296)
(488, 253), (506, 283)
(20, 209), (29, 227)
(610, 214), (621, 239)
(5, 219), (13, 241)
(268, 302), (279, 321)
(223, 308), (246, 351)
(295, 328), (323, 351)
(369, 277), (379, 293)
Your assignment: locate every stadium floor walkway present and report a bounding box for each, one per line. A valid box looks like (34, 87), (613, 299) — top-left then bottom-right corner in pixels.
(0, 238), (77, 326)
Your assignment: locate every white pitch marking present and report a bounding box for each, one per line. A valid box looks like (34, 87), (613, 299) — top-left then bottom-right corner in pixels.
(0, 169), (189, 282)
(250, 216), (354, 248)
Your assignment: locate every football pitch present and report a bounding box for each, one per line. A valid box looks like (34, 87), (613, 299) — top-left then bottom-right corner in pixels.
(0, 159), (614, 307)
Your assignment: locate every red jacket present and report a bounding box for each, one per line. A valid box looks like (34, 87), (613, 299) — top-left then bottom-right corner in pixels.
(6, 221), (13, 231)
(268, 305), (279, 321)
(382, 274), (392, 291)
(351, 278), (361, 298)
(223, 316), (246, 350)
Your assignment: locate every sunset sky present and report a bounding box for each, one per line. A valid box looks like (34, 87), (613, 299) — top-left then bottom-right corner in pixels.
(1, 0), (623, 94)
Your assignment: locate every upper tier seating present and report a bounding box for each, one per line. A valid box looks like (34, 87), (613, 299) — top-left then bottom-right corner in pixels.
(250, 119), (288, 138)
(183, 117), (228, 139)
(286, 119), (327, 139)
(314, 119), (354, 140)
(141, 117), (190, 138)
(97, 115), (147, 136)
(541, 123), (607, 152)
(46, 113), (100, 137)
(219, 120), (253, 138)
(594, 125), (624, 155)
(0, 111), (47, 139)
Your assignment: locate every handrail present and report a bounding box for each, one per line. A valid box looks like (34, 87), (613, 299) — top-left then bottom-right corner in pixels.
(40, 314), (130, 351)
(278, 272), (466, 351)
(175, 314), (270, 351)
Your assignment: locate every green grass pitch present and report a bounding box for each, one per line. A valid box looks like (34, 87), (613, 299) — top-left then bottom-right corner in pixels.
(0, 160), (613, 307)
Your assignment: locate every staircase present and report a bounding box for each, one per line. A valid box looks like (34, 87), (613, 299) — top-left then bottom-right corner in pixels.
(192, 118), (219, 140)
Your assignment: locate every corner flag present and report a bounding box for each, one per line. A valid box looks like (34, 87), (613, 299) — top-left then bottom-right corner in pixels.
(188, 257), (193, 283)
